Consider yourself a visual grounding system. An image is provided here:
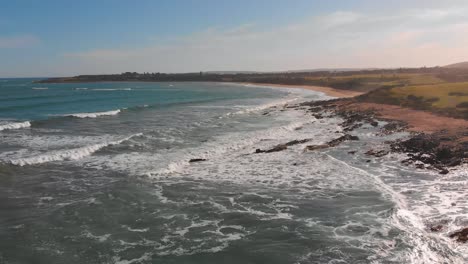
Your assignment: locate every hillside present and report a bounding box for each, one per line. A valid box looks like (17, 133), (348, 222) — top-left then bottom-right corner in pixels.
(445, 61), (468, 69)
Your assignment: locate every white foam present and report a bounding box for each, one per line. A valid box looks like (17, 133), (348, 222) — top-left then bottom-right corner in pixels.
(113, 253), (152, 264)
(64, 109), (121, 118)
(122, 225), (149, 233)
(82, 230), (111, 242)
(225, 97), (299, 116)
(6, 133), (142, 166)
(0, 121), (31, 131)
(91, 88), (132, 91)
(32, 87), (48, 90)
(148, 113), (317, 176)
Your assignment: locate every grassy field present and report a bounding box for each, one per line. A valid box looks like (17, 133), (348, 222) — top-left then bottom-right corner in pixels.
(357, 82), (468, 119)
(301, 73), (446, 92)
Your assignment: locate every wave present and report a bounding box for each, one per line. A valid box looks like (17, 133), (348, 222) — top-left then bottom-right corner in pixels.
(225, 97), (299, 117)
(74, 87), (88, 90)
(0, 121), (31, 131)
(148, 115), (315, 176)
(91, 88), (132, 91)
(6, 133), (142, 166)
(64, 109), (121, 118)
(32, 87), (48, 90)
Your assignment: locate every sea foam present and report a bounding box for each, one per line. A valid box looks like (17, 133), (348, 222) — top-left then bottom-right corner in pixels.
(0, 121), (31, 131)
(6, 133), (142, 166)
(64, 109), (121, 118)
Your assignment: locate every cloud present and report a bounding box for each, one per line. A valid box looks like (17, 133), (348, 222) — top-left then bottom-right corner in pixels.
(62, 5), (468, 74)
(0, 35), (40, 48)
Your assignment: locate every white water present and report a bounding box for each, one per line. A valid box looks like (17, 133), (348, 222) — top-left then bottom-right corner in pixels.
(64, 109), (121, 118)
(5, 133), (142, 166)
(0, 121), (31, 131)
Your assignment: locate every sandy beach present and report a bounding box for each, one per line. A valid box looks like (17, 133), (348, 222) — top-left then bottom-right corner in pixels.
(236, 82), (364, 98)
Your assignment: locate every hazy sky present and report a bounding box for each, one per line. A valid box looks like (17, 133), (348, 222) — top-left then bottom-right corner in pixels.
(1, 0), (468, 77)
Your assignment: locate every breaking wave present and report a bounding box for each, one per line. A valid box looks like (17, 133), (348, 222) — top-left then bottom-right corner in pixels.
(64, 109), (121, 118)
(0, 121), (31, 131)
(5, 133), (142, 166)
(91, 88), (132, 91)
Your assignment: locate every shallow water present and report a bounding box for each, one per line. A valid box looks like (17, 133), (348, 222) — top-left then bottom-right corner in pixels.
(0, 79), (466, 263)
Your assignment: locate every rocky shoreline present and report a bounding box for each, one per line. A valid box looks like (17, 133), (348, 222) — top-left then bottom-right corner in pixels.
(186, 97), (467, 244)
(300, 98), (468, 244)
(300, 99), (467, 174)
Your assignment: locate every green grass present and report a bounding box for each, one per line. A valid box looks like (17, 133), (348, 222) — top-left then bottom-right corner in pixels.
(390, 82), (468, 109)
(357, 82), (468, 119)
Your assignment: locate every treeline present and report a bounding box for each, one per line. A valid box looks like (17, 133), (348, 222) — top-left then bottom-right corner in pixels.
(36, 67), (468, 90)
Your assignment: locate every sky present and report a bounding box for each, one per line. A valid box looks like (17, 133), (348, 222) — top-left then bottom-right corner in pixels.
(1, 0), (468, 77)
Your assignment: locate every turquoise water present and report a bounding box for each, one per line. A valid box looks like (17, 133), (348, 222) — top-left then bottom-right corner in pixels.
(0, 79), (280, 121)
(0, 79), (466, 263)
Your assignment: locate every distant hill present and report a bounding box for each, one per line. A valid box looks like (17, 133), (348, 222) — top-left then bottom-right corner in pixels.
(444, 62), (468, 69)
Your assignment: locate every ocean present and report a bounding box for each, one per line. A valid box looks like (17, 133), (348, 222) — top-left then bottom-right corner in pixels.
(0, 79), (466, 263)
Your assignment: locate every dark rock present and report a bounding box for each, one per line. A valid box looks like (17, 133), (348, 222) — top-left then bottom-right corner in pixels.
(327, 134), (359, 147)
(255, 144), (287, 154)
(256, 139), (310, 154)
(313, 113), (323, 119)
(390, 132), (466, 172)
(348, 151), (357, 154)
(284, 139), (310, 146)
(308, 107), (322, 113)
(305, 134), (359, 152)
(266, 144), (288, 153)
(449, 227), (468, 243)
(305, 144), (330, 151)
(380, 121), (408, 135)
(189, 158), (207, 163)
(343, 123), (363, 132)
(370, 120), (379, 127)
(365, 149), (389, 157)
(366, 160), (371, 163)
(439, 168), (449, 174)
(430, 225), (444, 232)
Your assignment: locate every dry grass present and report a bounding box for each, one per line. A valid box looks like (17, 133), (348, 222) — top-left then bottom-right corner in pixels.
(390, 82), (468, 108)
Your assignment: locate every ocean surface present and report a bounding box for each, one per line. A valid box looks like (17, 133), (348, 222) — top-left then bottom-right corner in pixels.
(0, 79), (466, 264)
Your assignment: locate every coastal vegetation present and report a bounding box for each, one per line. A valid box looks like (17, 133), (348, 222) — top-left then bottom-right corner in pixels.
(37, 65), (468, 120)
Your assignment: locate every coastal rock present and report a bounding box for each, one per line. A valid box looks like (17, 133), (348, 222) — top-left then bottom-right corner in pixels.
(313, 113), (324, 119)
(430, 225), (444, 232)
(327, 134), (359, 147)
(449, 227), (468, 243)
(305, 144), (329, 151)
(256, 139), (311, 154)
(255, 144), (287, 153)
(391, 132), (466, 173)
(189, 158), (207, 163)
(284, 139), (310, 146)
(365, 149), (389, 157)
(380, 121), (408, 135)
(304, 134), (359, 152)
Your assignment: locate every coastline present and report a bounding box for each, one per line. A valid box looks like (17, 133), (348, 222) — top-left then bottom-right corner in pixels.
(233, 82), (363, 98)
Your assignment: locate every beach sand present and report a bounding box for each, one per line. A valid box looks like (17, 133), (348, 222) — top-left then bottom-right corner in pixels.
(237, 82), (363, 98)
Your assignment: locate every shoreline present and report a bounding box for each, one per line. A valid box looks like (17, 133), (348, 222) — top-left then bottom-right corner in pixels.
(301, 99), (467, 173)
(32, 79), (363, 98)
(232, 82), (363, 98)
